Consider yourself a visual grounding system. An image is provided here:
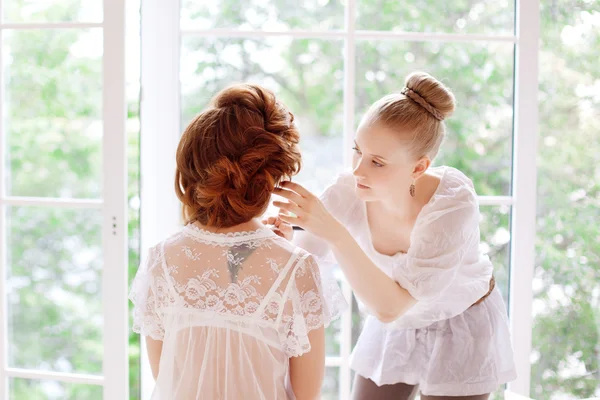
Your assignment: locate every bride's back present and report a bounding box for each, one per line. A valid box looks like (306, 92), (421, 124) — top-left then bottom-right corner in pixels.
(130, 84), (344, 399)
(135, 225), (324, 399)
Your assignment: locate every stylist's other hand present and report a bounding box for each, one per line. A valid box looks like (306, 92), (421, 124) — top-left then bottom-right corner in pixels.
(262, 215), (294, 241)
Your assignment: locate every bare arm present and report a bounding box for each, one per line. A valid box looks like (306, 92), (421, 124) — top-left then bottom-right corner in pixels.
(274, 182), (416, 322)
(145, 336), (163, 380)
(131, 246), (165, 381)
(328, 228), (416, 322)
(288, 327), (325, 400)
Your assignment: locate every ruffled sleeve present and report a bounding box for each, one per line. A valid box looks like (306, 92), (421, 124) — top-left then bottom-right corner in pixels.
(318, 172), (360, 225)
(280, 253), (347, 357)
(129, 245), (166, 340)
(392, 169), (493, 324)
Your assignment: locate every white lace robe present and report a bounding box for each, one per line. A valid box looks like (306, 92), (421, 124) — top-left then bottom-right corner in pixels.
(129, 226), (346, 400)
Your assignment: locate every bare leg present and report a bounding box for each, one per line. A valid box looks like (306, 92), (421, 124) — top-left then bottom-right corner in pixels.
(421, 394), (490, 400)
(352, 374), (419, 400)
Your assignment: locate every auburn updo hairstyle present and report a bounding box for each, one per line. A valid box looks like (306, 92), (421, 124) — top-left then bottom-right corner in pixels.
(175, 84), (302, 228)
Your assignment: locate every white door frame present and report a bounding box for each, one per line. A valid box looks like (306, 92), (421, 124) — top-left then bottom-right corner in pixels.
(139, 0), (182, 398)
(0, 0), (130, 398)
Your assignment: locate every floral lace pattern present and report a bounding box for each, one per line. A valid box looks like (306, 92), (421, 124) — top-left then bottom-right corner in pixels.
(129, 226), (347, 357)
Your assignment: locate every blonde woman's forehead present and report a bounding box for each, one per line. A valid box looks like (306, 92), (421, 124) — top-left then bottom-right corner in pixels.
(355, 124), (415, 163)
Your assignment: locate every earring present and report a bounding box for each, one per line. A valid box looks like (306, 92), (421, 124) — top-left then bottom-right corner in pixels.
(409, 180), (416, 197)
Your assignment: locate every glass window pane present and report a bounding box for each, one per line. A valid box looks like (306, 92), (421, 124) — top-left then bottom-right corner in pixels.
(325, 293), (343, 358)
(489, 388), (506, 400)
(181, 0), (344, 31)
(357, 0), (514, 35)
(350, 293), (367, 352)
(181, 36), (345, 194)
(356, 41), (514, 196)
(6, 207), (103, 375)
(480, 206), (511, 306)
(532, 2), (600, 398)
(321, 367), (339, 400)
(3, 29), (103, 199)
(2, 1), (102, 23)
(9, 378), (102, 400)
(126, 0), (143, 398)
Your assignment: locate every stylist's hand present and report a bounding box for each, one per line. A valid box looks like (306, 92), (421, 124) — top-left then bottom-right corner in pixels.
(262, 214), (294, 240)
(273, 181), (344, 244)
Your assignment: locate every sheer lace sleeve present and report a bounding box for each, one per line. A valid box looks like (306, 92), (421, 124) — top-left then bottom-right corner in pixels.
(280, 254), (347, 357)
(129, 246), (165, 340)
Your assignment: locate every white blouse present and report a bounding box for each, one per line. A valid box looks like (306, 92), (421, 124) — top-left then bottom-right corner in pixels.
(130, 226), (347, 400)
(296, 166), (493, 328)
(294, 166), (517, 395)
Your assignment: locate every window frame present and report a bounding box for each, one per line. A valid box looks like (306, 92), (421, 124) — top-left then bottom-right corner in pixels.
(0, 0), (129, 398)
(139, 0), (539, 397)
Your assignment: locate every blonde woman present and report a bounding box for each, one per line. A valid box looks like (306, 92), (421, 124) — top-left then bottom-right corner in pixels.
(266, 72), (516, 399)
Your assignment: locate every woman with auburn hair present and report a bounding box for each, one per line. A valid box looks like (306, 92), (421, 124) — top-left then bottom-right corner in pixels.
(129, 83), (346, 400)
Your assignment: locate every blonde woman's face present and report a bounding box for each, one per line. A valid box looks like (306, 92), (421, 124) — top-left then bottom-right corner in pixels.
(351, 122), (418, 202)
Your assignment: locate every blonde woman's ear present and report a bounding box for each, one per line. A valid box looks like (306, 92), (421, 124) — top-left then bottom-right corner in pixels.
(412, 156), (431, 178)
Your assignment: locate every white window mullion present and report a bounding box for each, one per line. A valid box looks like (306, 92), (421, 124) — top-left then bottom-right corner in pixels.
(478, 196), (514, 206)
(140, 0), (182, 398)
(178, 28), (517, 45)
(338, 282), (354, 399)
(180, 29), (347, 38)
(325, 356), (342, 367)
(1, 197), (103, 208)
(102, 0), (129, 399)
(343, 0), (357, 171)
(339, 0), (357, 398)
(508, 0), (540, 396)
(0, 22), (103, 29)
(0, 35), (6, 400)
(5, 368), (104, 386)
(0, 0), (7, 394)
(355, 31), (517, 43)
(140, 0), (182, 247)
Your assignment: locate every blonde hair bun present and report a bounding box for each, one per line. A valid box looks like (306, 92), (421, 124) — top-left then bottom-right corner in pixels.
(404, 71), (456, 121)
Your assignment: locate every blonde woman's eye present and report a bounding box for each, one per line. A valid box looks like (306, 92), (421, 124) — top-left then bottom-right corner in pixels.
(372, 160), (384, 167)
(352, 146), (362, 155)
